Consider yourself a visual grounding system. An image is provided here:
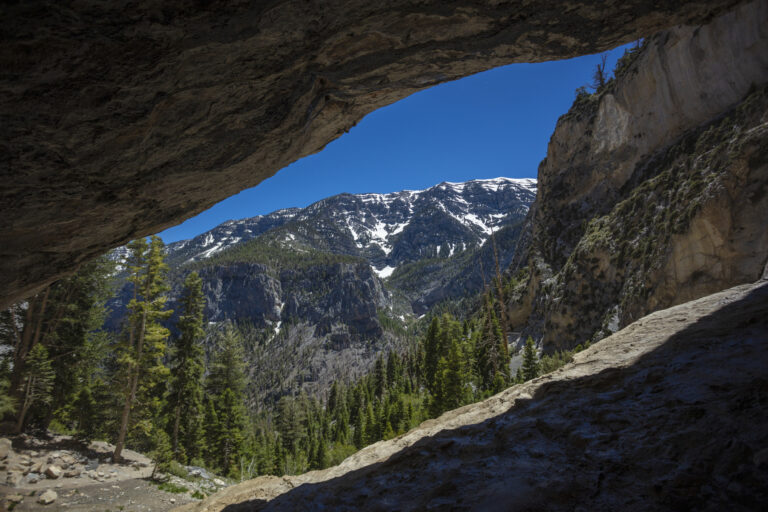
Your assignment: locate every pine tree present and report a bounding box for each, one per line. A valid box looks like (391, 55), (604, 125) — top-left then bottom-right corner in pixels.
(363, 401), (377, 444)
(333, 404), (349, 444)
(202, 398), (221, 467)
(167, 271), (206, 462)
(73, 387), (98, 440)
(114, 236), (172, 461)
(273, 439), (286, 476)
(327, 380), (340, 416)
(14, 344), (54, 432)
(373, 356), (386, 399)
(352, 404), (365, 449)
(46, 256), (116, 431)
(475, 307), (510, 392)
(150, 423), (173, 479)
(206, 325), (246, 398)
(591, 54), (608, 91)
(423, 317), (441, 394)
(386, 351), (400, 392)
(521, 337), (540, 381)
(205, 325), (247, 476)
(218, 388), (246, 476)
(431, 333), (471, 416)
(311, 436), (329, 470)
(1, 255), (115, 433)
(0, 359), (16, 418)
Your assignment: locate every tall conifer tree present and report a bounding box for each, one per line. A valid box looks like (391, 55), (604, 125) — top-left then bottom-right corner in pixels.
(114, 236), (172, 461)
(167, 271), (206, 462)
(205, 325), (247, 475)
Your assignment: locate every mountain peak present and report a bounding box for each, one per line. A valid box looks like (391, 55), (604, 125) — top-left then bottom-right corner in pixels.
(167, 176), (537, 267)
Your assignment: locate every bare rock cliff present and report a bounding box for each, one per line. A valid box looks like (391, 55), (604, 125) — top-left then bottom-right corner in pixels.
(0, 0), (743, 308)
(514, 0), (768, 349)
(176, 278), (768, 511)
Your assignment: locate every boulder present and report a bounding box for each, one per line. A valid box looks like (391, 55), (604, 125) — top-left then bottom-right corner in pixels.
(0, 438), (12, 459)
(59, 453), (76, 466)
(26, 472), (41, 484)
(64, 468), (81, 478)
(7, 462), (27, 473)
(45, 465), (62, 479)
(6, 471), (23, 487)
(37, 489), (57, 505)
(5, 494), (23, 503)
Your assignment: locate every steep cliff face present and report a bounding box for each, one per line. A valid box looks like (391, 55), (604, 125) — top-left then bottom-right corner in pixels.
(196, 261), (396, 407)
(197, 261), (388, 339)
(0, 0), (744, 309)
(514, 0), (768, 350)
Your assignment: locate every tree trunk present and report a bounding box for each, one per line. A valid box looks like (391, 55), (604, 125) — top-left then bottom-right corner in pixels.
(30, 286), (50, 351)
(113, 289), (146, 461)
(172, 402), (181, 457)
(10, 295), (38, 394)
(14, 375), (33, 433)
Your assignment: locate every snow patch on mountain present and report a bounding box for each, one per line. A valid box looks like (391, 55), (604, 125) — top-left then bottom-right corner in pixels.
(167, 177), (536, 266)
(374, 266), (397, 279)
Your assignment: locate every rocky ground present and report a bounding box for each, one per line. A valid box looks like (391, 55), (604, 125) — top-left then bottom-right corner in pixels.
(0, 436), (228, 510)
(178, 277), (768, 511)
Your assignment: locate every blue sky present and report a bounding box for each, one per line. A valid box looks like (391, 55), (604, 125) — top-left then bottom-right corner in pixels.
(159, 45), (631, 243)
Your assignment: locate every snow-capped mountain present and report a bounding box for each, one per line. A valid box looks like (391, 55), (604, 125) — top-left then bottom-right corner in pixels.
(108, 176), (536, 404)
(166, 208), (301, 266)
(167, 177), (536, 277)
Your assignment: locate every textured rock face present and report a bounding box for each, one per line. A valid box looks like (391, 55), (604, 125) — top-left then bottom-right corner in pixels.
(515, 0), (768, 349)
(175, 279), (768, 512)
(0, 0), (743, 308)
(200, 263), (283, 325)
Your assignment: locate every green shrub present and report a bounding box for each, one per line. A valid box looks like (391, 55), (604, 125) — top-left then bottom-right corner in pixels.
(156, 482), (189, 494)
(166, 460), (190, 480)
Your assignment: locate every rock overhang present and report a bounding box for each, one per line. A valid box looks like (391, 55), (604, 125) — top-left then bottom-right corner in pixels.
(0, 0), (746, 308)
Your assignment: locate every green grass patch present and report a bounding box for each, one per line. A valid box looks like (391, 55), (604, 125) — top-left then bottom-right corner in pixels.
(156, 481), (189, 494)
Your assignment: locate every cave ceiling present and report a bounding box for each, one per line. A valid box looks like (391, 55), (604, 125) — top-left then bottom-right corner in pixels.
(0, 0), (743, 308)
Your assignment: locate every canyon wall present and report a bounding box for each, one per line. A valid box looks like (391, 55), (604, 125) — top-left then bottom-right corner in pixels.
(512, 0), (768, 349)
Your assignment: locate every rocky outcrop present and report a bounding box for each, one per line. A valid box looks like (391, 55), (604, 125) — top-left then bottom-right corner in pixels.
(199, 263), (283, 326)
(0, 0), (744, 309)
(176, 278), (768, 511)
(513, 0), (768, 349)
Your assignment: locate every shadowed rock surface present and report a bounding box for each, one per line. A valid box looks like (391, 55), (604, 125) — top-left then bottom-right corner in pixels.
(176, 277), (768, 511)
(0, 0), (744, 308)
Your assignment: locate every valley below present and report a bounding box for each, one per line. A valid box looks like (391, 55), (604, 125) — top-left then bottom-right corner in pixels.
(180, 278), (768, 511)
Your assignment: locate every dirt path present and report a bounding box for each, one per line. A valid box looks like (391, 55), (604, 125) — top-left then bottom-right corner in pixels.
(3, 477), (196, 511)
(0, 437), (207, 511)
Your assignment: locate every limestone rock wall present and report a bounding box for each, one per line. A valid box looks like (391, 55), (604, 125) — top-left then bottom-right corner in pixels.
(514, 0), (768, 350)
(0, 0), (743, 308)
